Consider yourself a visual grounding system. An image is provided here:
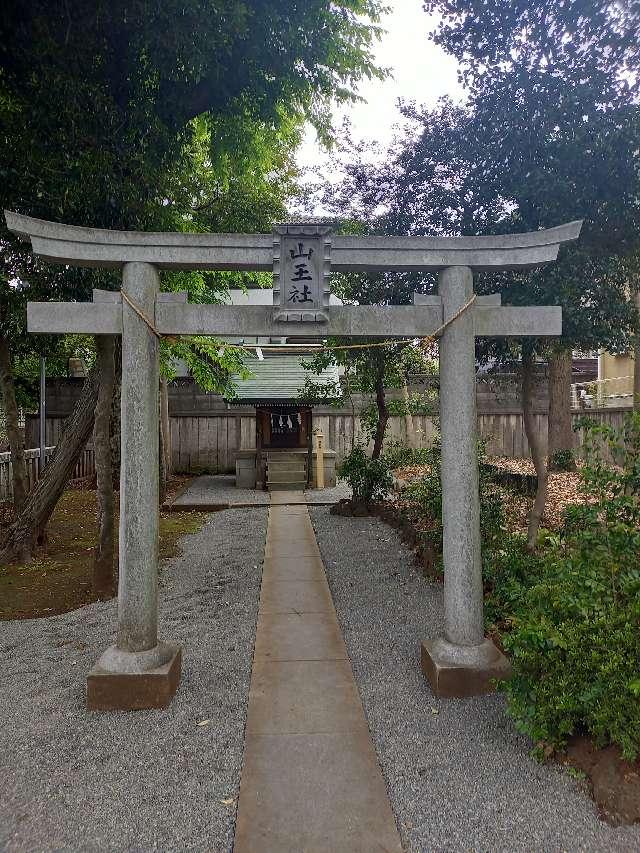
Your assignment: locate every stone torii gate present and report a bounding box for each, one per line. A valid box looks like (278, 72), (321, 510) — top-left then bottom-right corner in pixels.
(5, 211), (581, 709)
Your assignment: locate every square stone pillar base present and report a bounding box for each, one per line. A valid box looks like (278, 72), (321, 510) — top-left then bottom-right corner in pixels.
(421, 637), (511, 699)
(87, 644), (182, 711)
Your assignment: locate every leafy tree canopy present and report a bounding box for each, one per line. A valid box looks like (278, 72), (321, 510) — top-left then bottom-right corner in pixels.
(0, 1), (388, 392)
(320, 0), (640, 359)
(424, 0), (639, 99)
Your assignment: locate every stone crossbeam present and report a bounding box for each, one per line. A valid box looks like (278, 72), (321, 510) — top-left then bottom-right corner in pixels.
(6, 211), (582, 272)
(26, 299), (562, 338)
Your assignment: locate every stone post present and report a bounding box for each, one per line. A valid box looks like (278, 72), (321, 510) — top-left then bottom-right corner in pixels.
(117, 262), (160, 651)
(314, 428), (325, 489)
(439, 266), (484, 647)
(87, 262), (181, 711)
(421, 266), (511, 697)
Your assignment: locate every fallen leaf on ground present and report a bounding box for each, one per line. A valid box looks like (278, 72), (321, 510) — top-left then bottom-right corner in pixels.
(197, 719), (211, 726)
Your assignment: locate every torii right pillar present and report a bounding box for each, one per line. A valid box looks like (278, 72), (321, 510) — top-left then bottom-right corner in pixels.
(420, 253), (573, 697)
(420, 265), (507, 697)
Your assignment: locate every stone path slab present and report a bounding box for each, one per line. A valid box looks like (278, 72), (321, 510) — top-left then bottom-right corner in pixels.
(233, 500), (402, 853)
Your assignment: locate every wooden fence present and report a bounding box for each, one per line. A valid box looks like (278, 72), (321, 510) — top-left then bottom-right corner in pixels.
(167, 407), (634, 474)
(14, 407), (633, 487)
(0, 446), (96, 503)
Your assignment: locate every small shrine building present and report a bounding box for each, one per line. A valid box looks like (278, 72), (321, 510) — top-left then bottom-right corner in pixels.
(222, 288), (340, 490)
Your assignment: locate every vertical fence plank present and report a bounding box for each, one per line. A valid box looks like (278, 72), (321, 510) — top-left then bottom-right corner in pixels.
(170, 417), (180, 472)
(227, 416), (238, 474)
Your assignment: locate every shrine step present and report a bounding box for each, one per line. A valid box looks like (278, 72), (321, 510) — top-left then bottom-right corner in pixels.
(266, 460), (307, 491)
(267, 474), (307, 486)
(267, 462), (307, 474)
(267, 482), (307, 491)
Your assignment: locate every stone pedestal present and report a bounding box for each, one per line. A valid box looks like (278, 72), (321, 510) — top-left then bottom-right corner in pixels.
(88, 644), (182, 711)
(421, 638), (511, 699)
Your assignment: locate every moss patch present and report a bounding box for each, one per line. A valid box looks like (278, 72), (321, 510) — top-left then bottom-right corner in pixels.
(0, 482), (206, 621)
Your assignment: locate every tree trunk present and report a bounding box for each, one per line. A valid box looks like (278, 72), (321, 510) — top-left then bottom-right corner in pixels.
(372, 363), (388, 460)
(522, 346), (548, 552)
(0, 366), (100, 563)
(160, 376), (171, 476)
(343, 371), (356, 450)
(401, 378), (415, 448)
(634, 289), (640, 411)
(547, 348), (576, 470)
(93, 336), (116, 598)
(110, 340), (122, 488)
(0, 333), (29, 512)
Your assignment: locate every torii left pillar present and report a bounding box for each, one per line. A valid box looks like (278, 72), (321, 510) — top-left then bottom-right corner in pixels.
(87, 263), (182, 710)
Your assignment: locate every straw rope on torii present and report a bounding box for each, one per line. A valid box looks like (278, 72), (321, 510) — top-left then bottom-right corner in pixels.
(6, 210), (582, 711)
(120, 285), (478, 355)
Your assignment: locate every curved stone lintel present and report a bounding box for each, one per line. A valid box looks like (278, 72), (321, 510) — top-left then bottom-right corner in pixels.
(5, 210), (583, 272)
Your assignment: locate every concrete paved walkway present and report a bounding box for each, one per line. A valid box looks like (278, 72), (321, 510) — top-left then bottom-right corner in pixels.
(234, 495), (402, 852)
(167, 475), (350, 511)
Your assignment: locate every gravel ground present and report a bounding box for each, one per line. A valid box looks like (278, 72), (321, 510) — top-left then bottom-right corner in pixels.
(304, 481), (350, 503)
(172, 474), (350, 507)
(172, 475), (270, 506)
(0, 508), (267, 853)
(310, 506), (640, 853)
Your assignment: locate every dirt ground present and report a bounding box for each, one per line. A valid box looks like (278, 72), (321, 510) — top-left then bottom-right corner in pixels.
(395, 455), (585, 534)
(0, 476), (206, 620)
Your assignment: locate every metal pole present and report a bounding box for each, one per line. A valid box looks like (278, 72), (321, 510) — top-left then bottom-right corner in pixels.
(39, 356), (46, 475)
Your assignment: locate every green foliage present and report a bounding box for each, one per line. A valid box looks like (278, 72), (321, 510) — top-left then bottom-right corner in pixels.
(160, 338), (252, 397)
(424, 0), (638, 104)
(401, 442), (444, 551)
(400, 437), (506, 559)
(486, 414), (640, 759)
(359, 388), (440, 444)
(8, 335), (95, 410)
(381, 439), (432, 469)
(322, 1), (640, 365)
(548, 448), (575, 472)
(298, 376), (344, 406)
(338, 444), (393, 505)
(1, 1), (387, 387)
(301, 263), (439, 458)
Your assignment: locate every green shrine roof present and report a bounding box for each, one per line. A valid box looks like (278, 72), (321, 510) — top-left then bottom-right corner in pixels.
(226, 353), (340, 405)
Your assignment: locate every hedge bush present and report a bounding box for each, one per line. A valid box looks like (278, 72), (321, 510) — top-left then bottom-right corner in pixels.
(400, 437), (506, 558)
(338, 444), (393, 505)
(489, 413), (640, 759)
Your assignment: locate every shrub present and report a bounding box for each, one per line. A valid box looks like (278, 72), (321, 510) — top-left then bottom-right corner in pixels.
(548, 448), (576, 472)
(338, 444), (393, 505)
(492, 413), (640, 759)
(382, 439), (432, 469)
(401, 437), (506, 559)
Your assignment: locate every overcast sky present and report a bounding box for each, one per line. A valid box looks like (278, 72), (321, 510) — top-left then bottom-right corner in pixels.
(295, 0), (462, 185)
